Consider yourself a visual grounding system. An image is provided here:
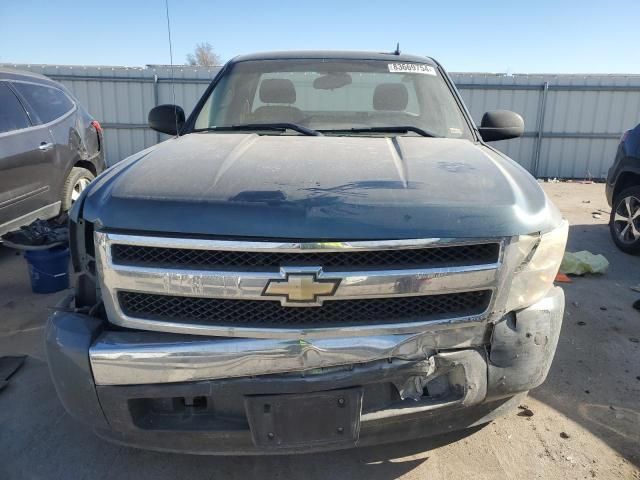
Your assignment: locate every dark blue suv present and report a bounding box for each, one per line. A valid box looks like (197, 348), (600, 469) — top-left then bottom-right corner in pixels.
(606, 123), (640, 254)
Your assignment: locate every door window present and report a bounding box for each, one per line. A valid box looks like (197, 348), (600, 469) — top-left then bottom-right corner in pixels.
(0, 83), (31, 134)
(12, 82), (74, 124)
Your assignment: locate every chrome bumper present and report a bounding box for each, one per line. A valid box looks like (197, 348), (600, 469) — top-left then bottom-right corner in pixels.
(89, 287), (564, 386)
(90, 322), (488, 386)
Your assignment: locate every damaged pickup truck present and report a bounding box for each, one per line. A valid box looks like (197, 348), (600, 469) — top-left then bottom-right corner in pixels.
(47, 51), (568, 454)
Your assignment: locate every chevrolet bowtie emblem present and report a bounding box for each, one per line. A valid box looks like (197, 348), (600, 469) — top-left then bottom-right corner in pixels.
(263, 272), (340, 306)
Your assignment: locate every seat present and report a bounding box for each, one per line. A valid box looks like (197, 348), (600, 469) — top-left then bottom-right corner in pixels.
(373, 83), (409, 111)
(252, 78), (304, 124)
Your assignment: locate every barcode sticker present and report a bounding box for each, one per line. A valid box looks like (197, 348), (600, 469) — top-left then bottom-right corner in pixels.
(388, 63), (437, 75)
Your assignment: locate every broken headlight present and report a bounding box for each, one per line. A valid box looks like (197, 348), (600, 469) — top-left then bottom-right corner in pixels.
(505, 219), (568, 312)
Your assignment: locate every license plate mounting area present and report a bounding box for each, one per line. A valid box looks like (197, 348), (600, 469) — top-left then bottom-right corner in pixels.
(245, 387), (363, 449)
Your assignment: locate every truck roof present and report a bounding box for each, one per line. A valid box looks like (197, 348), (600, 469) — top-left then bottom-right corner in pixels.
(231, 50), (437, 65)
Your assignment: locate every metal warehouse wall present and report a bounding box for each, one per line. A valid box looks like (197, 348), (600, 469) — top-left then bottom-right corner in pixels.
(4, 64), (640, 178)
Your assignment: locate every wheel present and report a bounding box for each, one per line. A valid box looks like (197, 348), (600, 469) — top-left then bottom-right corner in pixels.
(609, 186), (640, 254)
(61, 167), (95, 211)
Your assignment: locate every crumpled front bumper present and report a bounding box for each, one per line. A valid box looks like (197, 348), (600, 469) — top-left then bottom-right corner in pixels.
(46, 287), (564, 454)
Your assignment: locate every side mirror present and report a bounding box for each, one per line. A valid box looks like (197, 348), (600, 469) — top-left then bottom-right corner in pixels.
(148, 104), (185, 135)
(478, 110), (524, 142)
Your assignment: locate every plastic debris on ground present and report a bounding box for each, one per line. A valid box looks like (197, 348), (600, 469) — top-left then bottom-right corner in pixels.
(1, 214), (68, 250)
(555, 272), (573, 283)
(560, 251), (609, 276)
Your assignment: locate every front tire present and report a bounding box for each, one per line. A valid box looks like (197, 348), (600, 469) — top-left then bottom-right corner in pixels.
(609, 186), (640, 254)
(61, 167), (95, 211)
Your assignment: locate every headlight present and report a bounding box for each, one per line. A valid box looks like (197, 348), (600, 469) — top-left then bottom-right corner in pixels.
(505, 219), (568, 312)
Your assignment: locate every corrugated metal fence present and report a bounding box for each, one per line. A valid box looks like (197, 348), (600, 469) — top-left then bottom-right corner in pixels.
(450, 73), (640, 179)
(4, 64), (640, 178)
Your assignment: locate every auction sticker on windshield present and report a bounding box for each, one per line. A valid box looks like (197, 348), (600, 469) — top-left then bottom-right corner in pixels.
(388, 63), (437, 75)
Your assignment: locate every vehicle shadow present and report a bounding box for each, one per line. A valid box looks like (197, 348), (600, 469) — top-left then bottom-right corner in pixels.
(101, 426), (488, 480)
(0, 245), (70, 335)
(530, 222), (640, 465)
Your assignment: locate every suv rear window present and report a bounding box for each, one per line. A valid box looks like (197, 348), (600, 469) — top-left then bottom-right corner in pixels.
(0, 83), (31, 134)
(13, 82), (74, 124)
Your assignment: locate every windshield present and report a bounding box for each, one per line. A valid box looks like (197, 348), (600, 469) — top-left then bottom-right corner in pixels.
(193, 59), (473, 139)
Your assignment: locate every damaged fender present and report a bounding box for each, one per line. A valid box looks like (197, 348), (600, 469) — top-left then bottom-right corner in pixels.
(487, 287), (564, 400)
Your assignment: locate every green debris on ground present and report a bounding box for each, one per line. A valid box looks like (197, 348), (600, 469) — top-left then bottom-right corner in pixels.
(560, 251), (609, 275)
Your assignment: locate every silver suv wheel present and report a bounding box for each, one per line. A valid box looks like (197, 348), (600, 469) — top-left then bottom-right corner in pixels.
(72, 177), (91, 203)
(613, 195), (640, 244)
(61, 166), (95, 211)
(609, 186), (640, 254)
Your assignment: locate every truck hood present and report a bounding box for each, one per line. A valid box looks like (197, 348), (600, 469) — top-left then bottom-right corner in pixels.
(81, 133), (562, 239)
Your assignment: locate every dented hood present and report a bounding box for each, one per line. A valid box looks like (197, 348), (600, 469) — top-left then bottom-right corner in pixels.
(81, 133), (562, 239)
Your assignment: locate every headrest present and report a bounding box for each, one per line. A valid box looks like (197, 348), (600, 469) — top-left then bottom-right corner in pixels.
(373, 83), (409, 111)
(259, 78), (296, 104)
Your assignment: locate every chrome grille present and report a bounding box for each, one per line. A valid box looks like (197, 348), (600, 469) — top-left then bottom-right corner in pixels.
(96, 232), (504, 339)
(118, 290), (492, 328)
(111, 242), (500, 270)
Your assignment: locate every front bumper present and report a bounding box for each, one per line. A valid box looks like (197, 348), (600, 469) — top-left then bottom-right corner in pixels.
(46, 287), (564, 454)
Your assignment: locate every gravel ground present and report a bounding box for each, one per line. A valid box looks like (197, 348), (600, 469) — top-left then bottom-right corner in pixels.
(0, 182), (638, 480)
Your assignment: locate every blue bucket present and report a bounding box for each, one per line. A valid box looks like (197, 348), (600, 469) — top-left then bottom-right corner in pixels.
(24, 246), (70, 294)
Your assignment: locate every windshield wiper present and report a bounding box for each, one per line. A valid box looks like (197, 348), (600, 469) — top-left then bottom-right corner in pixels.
(319, 126), (439, 138)
(195, 123), (322, 137)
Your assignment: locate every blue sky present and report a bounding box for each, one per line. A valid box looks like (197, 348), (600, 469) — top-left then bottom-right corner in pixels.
(1, 0), (639, 73)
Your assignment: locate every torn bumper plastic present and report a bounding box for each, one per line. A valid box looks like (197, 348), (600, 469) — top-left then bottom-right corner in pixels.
(45, 287), (564, 454)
